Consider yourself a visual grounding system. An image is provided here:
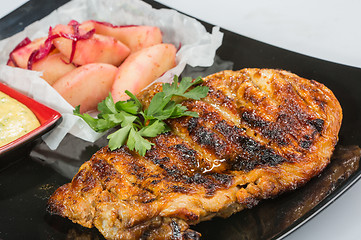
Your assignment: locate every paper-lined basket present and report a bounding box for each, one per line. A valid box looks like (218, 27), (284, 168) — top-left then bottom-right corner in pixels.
(0, 0), (223, 150)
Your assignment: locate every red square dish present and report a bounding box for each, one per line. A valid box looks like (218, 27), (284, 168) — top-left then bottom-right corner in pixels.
(0, 82), (62, 164)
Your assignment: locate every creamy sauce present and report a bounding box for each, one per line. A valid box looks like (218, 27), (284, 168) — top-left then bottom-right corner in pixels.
(0, 91), (40, 147)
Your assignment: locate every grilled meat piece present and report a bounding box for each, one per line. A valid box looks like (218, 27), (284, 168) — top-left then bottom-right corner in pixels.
(48, 69), (342, 239)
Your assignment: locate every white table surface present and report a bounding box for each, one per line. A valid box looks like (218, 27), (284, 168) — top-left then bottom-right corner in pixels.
(0, 0), (28, 19)
(1, 0), (361, 239)
(156, 0), (361, 70)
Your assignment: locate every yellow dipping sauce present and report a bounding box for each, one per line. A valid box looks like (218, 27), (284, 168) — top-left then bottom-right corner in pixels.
(0, 91), (40, 147)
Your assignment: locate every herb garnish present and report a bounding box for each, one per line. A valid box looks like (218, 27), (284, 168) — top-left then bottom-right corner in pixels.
(74, 75), (209, 156)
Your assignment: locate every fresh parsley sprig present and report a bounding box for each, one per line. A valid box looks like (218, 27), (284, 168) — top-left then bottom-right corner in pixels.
(73, 75), (209, 156)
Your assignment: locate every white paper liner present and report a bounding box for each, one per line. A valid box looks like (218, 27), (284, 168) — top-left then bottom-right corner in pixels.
(0, 0), (223, 150)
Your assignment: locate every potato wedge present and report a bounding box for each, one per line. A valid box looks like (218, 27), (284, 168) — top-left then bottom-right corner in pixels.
(52, 24), (130, 66)
(53, 63), (118, 113)
(8, 37), (46, 69)
(32, 52), (76, 85)
(81, 20), (162, 52)
(111, 43), (176, 102)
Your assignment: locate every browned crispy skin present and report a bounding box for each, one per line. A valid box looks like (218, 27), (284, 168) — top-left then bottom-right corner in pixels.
(48, 69), (342, 240)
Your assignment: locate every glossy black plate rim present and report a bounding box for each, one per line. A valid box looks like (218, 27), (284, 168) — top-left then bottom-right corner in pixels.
(274, 169), (361, 239)
(0, 0), (360, 239)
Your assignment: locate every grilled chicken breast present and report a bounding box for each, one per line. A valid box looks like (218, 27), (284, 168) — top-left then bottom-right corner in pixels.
(48, 69), (342, 239)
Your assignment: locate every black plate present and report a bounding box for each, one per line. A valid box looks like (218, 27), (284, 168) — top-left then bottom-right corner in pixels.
(1, 1), (361, 239)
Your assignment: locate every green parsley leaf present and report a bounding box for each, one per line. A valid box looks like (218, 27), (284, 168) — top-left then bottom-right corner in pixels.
(115, 90), (142, 115)
(74, 106), (114, 132)
(182, 85), (209, 100)
(74, 75), (209, 156)
(139, 120), (169, 137)
(127, 128), (154, 156)
(107, 125), (132, 150)
(97, 93), (117, 116)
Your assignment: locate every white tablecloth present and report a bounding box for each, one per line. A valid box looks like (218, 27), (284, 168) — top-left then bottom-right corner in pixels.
(0, 0), (28, 19)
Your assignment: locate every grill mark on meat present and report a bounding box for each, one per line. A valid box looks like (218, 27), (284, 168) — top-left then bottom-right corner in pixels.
(170, 100), (288, 172)
(180, 101), (245, 161)
(241, 110), (290, 146)
(187, 117), (228, 159)
(167, 142), (233, 195)
(145, 133), (233, 196)
(151, 133), (201, 171)
(91, 149), (159, 204)
(146, 135), (196, 180)
(98, 147), (189, 205)
(241, 107), (322, 151)
(169, 123), (222, 174)
(307, 79), (331, 113)
(240, 71), (280, 115)
(109, 148), (149, 182)
(247, 71), (323, 141)
(186, 172), (233, 197)
(74, 166), (98, 194)
(210, 172), (233, 186)
(280, 73), (328, 119)
(201, 70), (321, 156)
(309, 118), (324, 133)
(145, 142), (192, 193)
(204, 85), (239, 116)
(91, 157), (117, 186)
(213, 120), (287, 171)
(236, 70), (326, 151)
(281, 74), (322, 114)
(172, 144), (198, 167)
(247, 70), (320, 119)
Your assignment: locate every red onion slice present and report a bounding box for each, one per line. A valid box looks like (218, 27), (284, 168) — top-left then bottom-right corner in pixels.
(27, 27), (58, 69)
(58, 20), (95, 64)
(7, 37), (31, 67)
